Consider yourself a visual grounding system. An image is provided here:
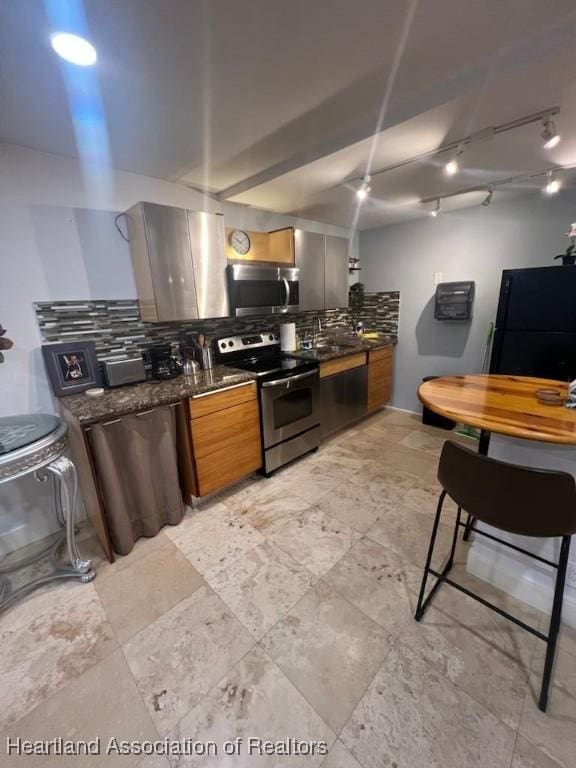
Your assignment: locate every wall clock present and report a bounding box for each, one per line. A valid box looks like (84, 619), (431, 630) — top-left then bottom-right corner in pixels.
(229, 229), (251, 256)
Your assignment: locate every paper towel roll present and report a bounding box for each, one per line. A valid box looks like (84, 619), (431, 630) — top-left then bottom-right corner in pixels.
(280, 322), (297, 352)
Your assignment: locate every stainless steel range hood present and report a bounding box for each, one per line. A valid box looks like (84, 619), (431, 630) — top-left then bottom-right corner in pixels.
(125, 202), (229, 322)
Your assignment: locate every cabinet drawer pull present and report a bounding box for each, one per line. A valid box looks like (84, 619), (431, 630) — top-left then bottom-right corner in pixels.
(192, 381), (253, 399)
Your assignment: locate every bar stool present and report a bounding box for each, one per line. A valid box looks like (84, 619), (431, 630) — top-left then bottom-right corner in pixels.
(415, 440), (576, 712)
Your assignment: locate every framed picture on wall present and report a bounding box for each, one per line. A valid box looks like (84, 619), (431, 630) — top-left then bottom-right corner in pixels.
(42, 341), (101, 397)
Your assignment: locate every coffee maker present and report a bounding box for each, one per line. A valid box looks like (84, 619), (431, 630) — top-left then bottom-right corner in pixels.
(149, 344), (181, 380)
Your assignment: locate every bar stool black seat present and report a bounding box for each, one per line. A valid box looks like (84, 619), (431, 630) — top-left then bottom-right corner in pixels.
(415, 440), (576, 713)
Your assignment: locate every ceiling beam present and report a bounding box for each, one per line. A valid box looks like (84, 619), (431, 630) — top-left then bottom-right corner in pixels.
(217, 15), (576, 202)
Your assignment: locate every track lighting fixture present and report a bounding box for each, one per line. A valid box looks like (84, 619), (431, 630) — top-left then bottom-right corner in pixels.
(481, 188), (494, 207)
(544, 171), (562, 195)
(445, 144), (464, 176)
(356, 175), (371, 200)
(429, 199), (441, 217)
(541, 118), (561, 150)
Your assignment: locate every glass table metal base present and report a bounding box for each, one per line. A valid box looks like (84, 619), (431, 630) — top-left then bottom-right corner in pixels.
(0, 415), (95, 613)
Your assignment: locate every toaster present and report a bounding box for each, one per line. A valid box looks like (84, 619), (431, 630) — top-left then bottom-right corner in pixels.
(102, 357), (147, 388)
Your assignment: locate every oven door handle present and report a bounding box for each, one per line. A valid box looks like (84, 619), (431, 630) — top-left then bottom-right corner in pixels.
(282, 277), (290, 307)
(261, 369), (317, 388)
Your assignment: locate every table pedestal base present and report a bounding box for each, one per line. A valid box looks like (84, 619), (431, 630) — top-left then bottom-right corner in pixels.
(0, 455), (95, 613)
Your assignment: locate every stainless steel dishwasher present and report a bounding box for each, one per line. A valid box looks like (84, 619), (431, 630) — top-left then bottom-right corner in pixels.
(320, 364), (368, 437)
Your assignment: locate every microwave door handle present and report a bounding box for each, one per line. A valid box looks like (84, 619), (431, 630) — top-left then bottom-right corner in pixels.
(282, 277), (290, 307)
(261, 370), (317, 388)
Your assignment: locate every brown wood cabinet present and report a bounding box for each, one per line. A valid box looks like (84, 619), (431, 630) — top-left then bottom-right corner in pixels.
(225, 227), (294, 265)
(188, 381), (262, 496)
(319, 352), (367, 379)
(367, 346), (394, 412)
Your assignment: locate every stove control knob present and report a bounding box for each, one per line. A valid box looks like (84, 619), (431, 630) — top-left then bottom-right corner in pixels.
(228, 340), (234, 347)
(220, 341), (226, 349)
(268, 334), (274, 341)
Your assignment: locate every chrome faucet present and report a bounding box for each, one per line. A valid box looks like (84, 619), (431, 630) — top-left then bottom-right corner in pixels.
(312, 316), (322, 345)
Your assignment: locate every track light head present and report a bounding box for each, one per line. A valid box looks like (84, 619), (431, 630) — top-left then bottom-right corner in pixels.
(481, 188), (493, 207)
(429, 199), (441, 217)
(445, 144), (464, 176)
(541, 118), (561, 150)
(356, 175), (371, 201)
(544, 171), (562, 195)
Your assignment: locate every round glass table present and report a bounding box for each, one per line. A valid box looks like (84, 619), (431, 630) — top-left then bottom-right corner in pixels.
(0, 414), (95, 612)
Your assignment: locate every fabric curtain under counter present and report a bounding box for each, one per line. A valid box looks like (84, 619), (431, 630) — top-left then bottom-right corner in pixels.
(89, 405), (184, 555)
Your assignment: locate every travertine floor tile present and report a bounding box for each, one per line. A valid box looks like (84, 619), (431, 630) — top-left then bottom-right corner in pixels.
(169, 646), (335, 767)
(205, 540), (316, 639)
(0, 583), (116, 732)
(232, 492), (311, 536)
(165, 501), (264, 576)
(320, 739), (364, 768)
(261, 581), (392, 732)
(266, 504), (361, 577)
(341, 644), (516, 768)
(323, 537), (421, 636)
(399, 598), (531, 730)
(123, 585), (255, 734)
(366, 503), (456, 571)
(311, 481), (387, 534)
(0, 650), (157, 768)
(511, 736), (564, 768)
(95, 541), (204, 643)
(518, 646), (576, 768)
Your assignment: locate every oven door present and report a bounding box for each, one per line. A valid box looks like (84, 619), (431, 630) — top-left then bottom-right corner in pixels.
(227, 264), (299, 316)
(260, 369), (319, 449)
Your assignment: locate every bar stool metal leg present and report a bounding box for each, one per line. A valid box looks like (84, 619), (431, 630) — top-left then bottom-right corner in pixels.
(415, 491), (462, 621)
(539, 535), (571, 712)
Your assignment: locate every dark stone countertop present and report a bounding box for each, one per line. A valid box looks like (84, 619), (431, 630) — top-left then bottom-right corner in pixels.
(59, 366), (257, 426)
(288, 335), (397, 363)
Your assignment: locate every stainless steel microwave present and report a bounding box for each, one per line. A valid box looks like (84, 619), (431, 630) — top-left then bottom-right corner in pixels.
(226, 264), (299, 316)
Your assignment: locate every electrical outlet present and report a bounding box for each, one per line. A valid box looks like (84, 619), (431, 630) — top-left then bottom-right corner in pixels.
(566, 564), (576, 590)
(433, 271), (443, 287)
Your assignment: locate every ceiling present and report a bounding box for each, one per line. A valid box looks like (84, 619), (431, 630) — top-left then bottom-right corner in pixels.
(2, 0), (576, 229)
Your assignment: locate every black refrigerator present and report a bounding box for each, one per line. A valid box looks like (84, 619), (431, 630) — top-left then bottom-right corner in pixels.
(490, 266), (576, 382)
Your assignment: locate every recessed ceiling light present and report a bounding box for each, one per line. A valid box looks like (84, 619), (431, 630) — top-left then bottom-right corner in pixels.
(50, 32), (97, 66)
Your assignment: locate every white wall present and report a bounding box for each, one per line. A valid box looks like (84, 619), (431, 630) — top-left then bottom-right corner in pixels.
(360, 191), (576, 412)
(359, 193), (576, 626)
(0, 142), (356, 418)
(0, 142), (356, 549)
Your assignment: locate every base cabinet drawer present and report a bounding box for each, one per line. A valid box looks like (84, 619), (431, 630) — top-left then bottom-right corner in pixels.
(367, 352), (393, 412)
(194, 438), (262, 496)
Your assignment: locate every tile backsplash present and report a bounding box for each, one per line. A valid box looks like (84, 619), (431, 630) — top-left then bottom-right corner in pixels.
(34, 292), (399, 362)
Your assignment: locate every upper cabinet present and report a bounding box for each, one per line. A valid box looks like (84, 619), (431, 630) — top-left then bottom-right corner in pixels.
(295, 231), (349, 311)
(225, 226), (295, 265)
(126, 203), (229, 322)
(325, 235), (349, 309)
(295, 230), (325, 311)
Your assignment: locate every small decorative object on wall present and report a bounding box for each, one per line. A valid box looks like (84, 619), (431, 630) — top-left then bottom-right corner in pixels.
(554, 223), (576, 265)
(0, 324), (14, 364)
(42, 341), (101, 397)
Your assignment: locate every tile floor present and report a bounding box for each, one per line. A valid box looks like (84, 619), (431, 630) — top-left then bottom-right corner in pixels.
(1, 408), (575, 767)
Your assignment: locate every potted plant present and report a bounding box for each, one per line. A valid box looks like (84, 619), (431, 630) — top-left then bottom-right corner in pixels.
(554, 223), (576, 265)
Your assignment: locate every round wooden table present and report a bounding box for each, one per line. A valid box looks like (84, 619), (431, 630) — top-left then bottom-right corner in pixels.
(418, 374), (576, 445)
